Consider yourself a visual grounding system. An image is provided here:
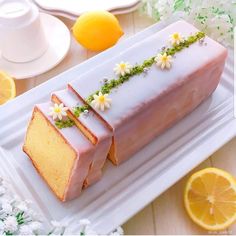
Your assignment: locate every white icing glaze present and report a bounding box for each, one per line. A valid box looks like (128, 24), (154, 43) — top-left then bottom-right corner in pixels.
(52, 89), (111, 141)
(69, 20), (227, 129)
(36, 102), (93, 152)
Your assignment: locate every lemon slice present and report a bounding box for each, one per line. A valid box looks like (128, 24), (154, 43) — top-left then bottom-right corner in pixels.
(0, 71), (16, 105)
(184, 167), (236, 231)
(72, 10), (124, 51)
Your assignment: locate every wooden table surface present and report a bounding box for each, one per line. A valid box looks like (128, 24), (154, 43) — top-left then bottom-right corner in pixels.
(14, 11), (236, 235)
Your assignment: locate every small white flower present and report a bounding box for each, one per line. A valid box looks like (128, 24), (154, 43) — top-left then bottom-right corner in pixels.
(49, 103), (68, 121)
(4, 216), (18, 233)
(79, 219), (97, 235)
(170, 32), (184, 45)
(50, 220), (67, 235)
(79, 219), (91, 226)
(79, 219), (91, 233)
(25, 199), (33, 205)
(0, 186), (6, 195)
(91, 92), (112, 111)
(206, 14), (232, 44)
(83, 228), (97, 235)
(142, 0), (234, 46)
(114, 61), (132, 76)
(155, 0), (174, 21)
(12, 195), (20, 203)
(1, 202), (13, 214)
(29, 221), (42, 231)
(155, 53), (173, 70)
(19, 225), (33, 235)
(16, 201), (28, 212)
(110, 226), (124, 235)
(0, 221), (4, 230)
(51, 220), (61, 228)
(27, 210), (43, 221)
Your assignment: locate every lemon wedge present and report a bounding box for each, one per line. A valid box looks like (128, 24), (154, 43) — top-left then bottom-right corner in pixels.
(0, 71), (16, 105)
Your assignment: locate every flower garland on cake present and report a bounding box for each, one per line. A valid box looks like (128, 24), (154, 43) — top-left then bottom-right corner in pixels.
(51, 31), (205, 129)
(0, 177), (123, 235)
(141, 0), (235, 47)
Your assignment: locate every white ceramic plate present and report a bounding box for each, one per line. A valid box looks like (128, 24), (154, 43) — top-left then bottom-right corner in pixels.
(0, 13), (70, 79)
(32, 0), (140, 17)
(36, 2), (141, 21)
(0, 21), (235, 234)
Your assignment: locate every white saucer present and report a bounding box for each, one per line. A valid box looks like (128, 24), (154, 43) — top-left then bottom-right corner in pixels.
(37, 2), (140, 21)
(0, 13), (71, 79)
(33, 0), (140, 16)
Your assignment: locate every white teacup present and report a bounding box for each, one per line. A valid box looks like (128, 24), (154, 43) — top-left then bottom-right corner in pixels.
(0, 0), (48, 63)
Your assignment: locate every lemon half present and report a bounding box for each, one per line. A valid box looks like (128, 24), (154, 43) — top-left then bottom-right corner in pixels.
(184, 167), (236, 231)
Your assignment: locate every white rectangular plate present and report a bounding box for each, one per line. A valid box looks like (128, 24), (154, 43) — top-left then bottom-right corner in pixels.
(0, 22), (235, 234)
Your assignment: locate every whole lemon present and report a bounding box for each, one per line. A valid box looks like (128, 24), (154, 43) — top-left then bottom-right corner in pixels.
(72, 11), (124, 51)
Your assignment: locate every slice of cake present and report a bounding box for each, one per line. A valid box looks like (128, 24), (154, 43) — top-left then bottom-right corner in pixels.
(68, 20), (227, 165)
(23, 102), (97, 201)
(51, 89), (112, 186)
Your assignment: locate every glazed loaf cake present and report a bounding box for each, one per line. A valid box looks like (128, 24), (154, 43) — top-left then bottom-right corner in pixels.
(69, 20), (227, 165)
(23, 20), (227, 201)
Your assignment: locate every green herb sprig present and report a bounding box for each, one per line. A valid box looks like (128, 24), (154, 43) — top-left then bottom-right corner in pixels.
(55, 118), (75, 129)
(16, 211), (25, 225)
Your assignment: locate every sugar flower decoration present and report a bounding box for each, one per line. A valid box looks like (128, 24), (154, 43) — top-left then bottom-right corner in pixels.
(170, 32), (184, 45)
(155, 53), (172, 70)
(114, 61), (132, 76)
(49, 103), (68, 120)
(91, 92), (112, 111)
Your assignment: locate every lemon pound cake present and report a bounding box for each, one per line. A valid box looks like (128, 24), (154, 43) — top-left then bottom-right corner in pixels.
(68, 20), (227, 165)
(51, 89), (112, 187)
(23, 102), (97, 201)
